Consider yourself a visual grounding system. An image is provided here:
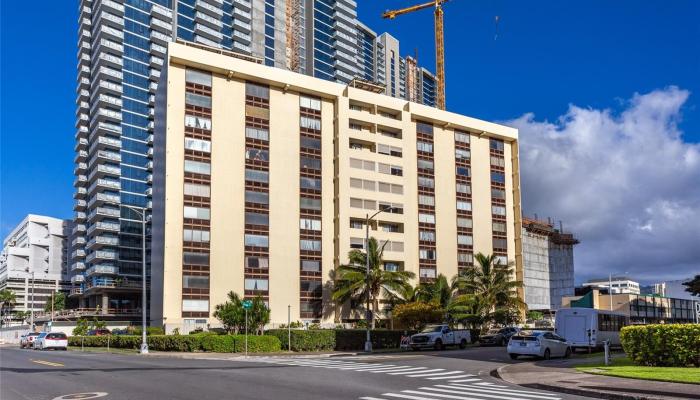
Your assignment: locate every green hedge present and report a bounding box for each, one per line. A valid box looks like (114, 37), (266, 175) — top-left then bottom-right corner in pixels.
(69, 334), (280, 353)
(620, 324), (700, 367)
(265, 329), (408, 351)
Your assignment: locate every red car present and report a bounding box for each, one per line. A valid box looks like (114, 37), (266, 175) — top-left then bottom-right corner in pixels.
(87, 329), (111, 336)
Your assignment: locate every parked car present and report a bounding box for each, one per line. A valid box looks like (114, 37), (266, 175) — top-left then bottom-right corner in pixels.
(479, 327), (520, 346)
(34, 332), (68, 351)
(507, 330), (571, 360)
(87, 328), (111, 336)
(410, 324), (471, 350)
(19, 332), (40, 349)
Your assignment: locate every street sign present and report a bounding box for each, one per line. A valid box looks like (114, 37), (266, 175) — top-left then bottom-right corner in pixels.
(242, 300), (253, 310)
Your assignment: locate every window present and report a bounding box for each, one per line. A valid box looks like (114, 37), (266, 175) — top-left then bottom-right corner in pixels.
(457, 201), (472, 211)
(184, 206), (210, 220)
(245, 278), (269, 291)
(384, 262), (399, 272)
(245, 169), (269, 183)
(301, 260), (321, 272)
(418, 176), (434, 188)
(182, 299), (209, 312)
(390, 166), (403, 176)
(491, 188), (506, 200)
(419, 249), (436, 260)
(185, 92), (211, 108)
(490, 139), (504, 151)
(300, 196), (321, 210)
(245, 212), (269, 226)
(245, 256), (269, 269)
(185, 115), (212, 130)
(493, 238), (508, 249)
(184, 160), (211, 175)
(245, 82), (269, 99)
(491, 171), (506, 184)
(454, 131), (470, 143)
(301, 136), (321, 150)
(245, 190), (268, 204)
(300, 177), (321, 190)
(418, 213), (435, 224)
(185, 138), (211, 153)
(492, 205), (506, 216)
(183, 229), (210, 243)
(490, 156), (505, 167)
(416, 121), (433, 135)
(455, 149), (470, 160)
(185, 68), (211, 85)
(246, 148), (269, 162)
(349, 219), (364, 229)
(300, 96), (321, 110)
(419, 231), (435, 241)
(457, 234), (473, 246)
(301, 156), (321, 170)
(418, 159), (434, 170)
(183, 252), (209, 265)
(300, 218), (321, 231)
(183, 275), (209, 289)
(300, 116), (321, 130)
(420, 267), (436, 278)
(380, 223), (400, 232)
(245, 126), (269, 141)
(456, 183), (471, 195)
(418, 195), (435, 206)
(493, 221), (507, 232)
(417, 141), (433, 153)
(244, 234), (268, 247)
(300, 239), (321, 251)
(458, 253), (473, 264)
(378, 144), (402, 157)
(184, 183), (210, 197)
(457, 217), (472, 228)
(349, 122), (363, 130)
(456, 166), (470, 177)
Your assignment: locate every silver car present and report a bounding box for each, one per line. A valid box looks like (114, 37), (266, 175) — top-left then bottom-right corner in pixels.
(507, 330), (571, 360)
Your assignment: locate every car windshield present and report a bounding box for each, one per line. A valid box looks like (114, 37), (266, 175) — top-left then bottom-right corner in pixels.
(517, 330), (543, 337)
(47, 333), (67, 339)
(486, 329), (500, 335)
(421, 325), (443, 333)
(37, 333), (47, 338)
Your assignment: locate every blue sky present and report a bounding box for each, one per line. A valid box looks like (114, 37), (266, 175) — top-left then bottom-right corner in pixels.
(1, 1), (698, 282)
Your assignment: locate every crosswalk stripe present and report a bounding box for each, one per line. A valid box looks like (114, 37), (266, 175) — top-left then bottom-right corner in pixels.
(389, 368), (443, 375)
(447, 384), (560, 398)
(427, 375), (475, 380)
(371, 367), (427, 374)
(402, 389), (487, 400)
(362, 366), (417, 373)
(447, 379), (482, 383)
(384, 392), (444, 400)
(407, 371), (465, 378)
(433, 385), (559, 400)
(472, 382), (506, 388)
(359, 397), (388, 400)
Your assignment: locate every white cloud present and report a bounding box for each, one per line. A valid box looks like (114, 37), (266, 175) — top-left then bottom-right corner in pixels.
(509, 87), (700, 284)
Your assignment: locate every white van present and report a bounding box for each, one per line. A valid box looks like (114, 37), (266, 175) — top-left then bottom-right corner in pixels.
(554, 308), (628, 351)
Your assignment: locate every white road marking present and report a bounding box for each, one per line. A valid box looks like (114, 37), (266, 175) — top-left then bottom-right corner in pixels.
(402, 389), (489, 400)
(372, 367), (427, 374)
(407, 371), (466, 378)
(426, 375), (476, 380)
(447, 379), (482, 383)
(447, 384), (560, 397)
(389, 368), (443, 375)
(383, 393), (442, 400)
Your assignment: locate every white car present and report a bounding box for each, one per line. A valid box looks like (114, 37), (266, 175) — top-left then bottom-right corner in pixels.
(34, 332), (68, 351)
(410, 324), (471, 350)
(507, 330), (571, 360)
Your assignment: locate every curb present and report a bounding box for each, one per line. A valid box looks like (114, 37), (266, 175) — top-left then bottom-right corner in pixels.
(490, 365), (681, 400)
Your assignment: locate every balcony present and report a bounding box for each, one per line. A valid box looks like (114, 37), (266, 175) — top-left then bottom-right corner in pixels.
(99, 0), (124, 16)
(95, 80), (123, 96)
(71, 236), (86, 247)
(149, 56), (164, 68)
(71, 261), (86, 271)
(97, 10), (124, 29)
(89, 178), (121, 192)
(76, 125), (89, 140)
(74, 162), (88, 175)
(93, 107), (122, 124)
(71, 275), (85, 284)
(87, 192), (121, 208)
(69, 287), (83, 296)
(74, 186), (87, 199)
(74, 199), (87, 211)
(88, 207), (121, 222)
(75, 211), (87, 222)
(86, 235), (119, 250)
(71, 249), (86, 259)
(151, 4), (173, 21)
(150, 18), (172, 33)
(95, 52), (123, 70)
(74, 150), (88, 164)
(196, 0), (224, 18)
(150, 30), (171, 46)
(150, 43), (167, 56)
(85, 279), (142, 292)
(91, 122), (122, 140)
(86, 264), (119, 276)
(75, 137), (89, 151)
(86, 250), (118, 263)
(91, 149), (121, 164)
(88, 164), (121, 182)
(98, 24), (124, 42)
(87, 221), (121, 235)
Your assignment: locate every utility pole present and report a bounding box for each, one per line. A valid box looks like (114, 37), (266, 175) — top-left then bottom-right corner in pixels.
(609, 273), (613, 311)
(122, 205), (149, 354)
(287, 305), (291, 352)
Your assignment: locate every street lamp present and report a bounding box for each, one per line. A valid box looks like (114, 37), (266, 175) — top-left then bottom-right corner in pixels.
(25, 266), (48, 331)
(364, 206), (395, 353)
(122, 205), (149, 354)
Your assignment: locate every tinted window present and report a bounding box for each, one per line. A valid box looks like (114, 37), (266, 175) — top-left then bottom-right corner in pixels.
(47, 333), (67, 339)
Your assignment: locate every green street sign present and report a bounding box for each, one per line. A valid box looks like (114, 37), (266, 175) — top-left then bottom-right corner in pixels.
(242, 300), (253, 310)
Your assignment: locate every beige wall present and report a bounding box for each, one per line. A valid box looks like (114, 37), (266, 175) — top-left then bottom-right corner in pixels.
(154, 42), (521, 331)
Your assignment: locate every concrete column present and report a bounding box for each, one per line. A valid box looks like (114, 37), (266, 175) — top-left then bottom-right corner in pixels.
(101, 294), (109, 315)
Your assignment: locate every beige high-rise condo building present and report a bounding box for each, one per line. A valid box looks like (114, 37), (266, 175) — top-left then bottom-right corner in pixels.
(151, 41), (522, 332)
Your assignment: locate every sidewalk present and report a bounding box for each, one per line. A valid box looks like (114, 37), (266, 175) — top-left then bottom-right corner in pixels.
(494, 357), (699, 400)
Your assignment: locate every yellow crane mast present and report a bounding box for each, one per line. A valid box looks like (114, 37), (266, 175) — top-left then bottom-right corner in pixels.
(383, 0), (449, 110)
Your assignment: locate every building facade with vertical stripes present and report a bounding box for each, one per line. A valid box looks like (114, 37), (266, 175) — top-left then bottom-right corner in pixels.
(151, 42), (521, 331)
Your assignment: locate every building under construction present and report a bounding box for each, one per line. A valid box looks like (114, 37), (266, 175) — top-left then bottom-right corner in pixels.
(521, 217), (579, 312)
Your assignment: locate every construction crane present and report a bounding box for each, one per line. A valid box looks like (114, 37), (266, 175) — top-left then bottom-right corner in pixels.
(383, 0), (450, 110)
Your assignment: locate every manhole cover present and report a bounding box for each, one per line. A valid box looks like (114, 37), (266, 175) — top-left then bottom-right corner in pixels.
(52, 393), (109, 400)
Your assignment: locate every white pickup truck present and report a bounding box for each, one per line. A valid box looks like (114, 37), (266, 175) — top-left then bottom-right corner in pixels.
(410, 324), (471, 350)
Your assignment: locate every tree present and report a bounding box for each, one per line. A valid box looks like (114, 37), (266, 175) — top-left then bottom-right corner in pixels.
(0, 289), (17, 326)
(683, 275), (700, 296)
(44, 291), (66, 312)
(416, 274), (452, 308)
(450, 253), (524, 333)
(393, 301), (443, 330)
(73, 318), (90, 336)
(248, 296), (270, 335)
(332, 237), (415, 328)
(213, 291), (270, 334)
(527, 310), (544, 321)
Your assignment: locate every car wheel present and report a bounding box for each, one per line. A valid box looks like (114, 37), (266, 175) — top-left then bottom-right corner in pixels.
(543, 348), (551, 360)
(459, 339), (467, 349)
(498, 338), (505, 347)
(509, 353), (518, 360)
(564, 347), (571, 358)
(434, 339), (443, 351)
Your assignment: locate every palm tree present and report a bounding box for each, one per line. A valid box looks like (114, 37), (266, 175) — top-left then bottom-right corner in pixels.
(416, 274), (452, 308)
(451, 253), (523, 332)
(332, 237), (415, 328)
(0, 289), (16, 327)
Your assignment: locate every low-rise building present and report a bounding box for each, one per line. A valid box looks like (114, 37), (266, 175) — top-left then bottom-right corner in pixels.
(583, 276), (640, 295)
(653, 278), (700, 301)
(0, 215), (72, 324)
(521, 217), (578, 312)
(150, 41), (523, 333)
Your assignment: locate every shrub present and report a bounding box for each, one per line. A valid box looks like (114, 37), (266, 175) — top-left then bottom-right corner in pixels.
(128, 326), (165, 336)
(266, 329), (336, 352)
(69, 333), (281, 353)
(393, 302), (443, 330)
(335, 329), (409, 351)
(620, 324), (700, 367)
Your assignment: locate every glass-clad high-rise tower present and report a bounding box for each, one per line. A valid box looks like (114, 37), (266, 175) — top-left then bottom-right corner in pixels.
(71, 0), (437, 317)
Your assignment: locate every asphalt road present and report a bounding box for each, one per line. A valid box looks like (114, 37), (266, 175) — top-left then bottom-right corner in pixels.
(0, 345), (595, 400)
